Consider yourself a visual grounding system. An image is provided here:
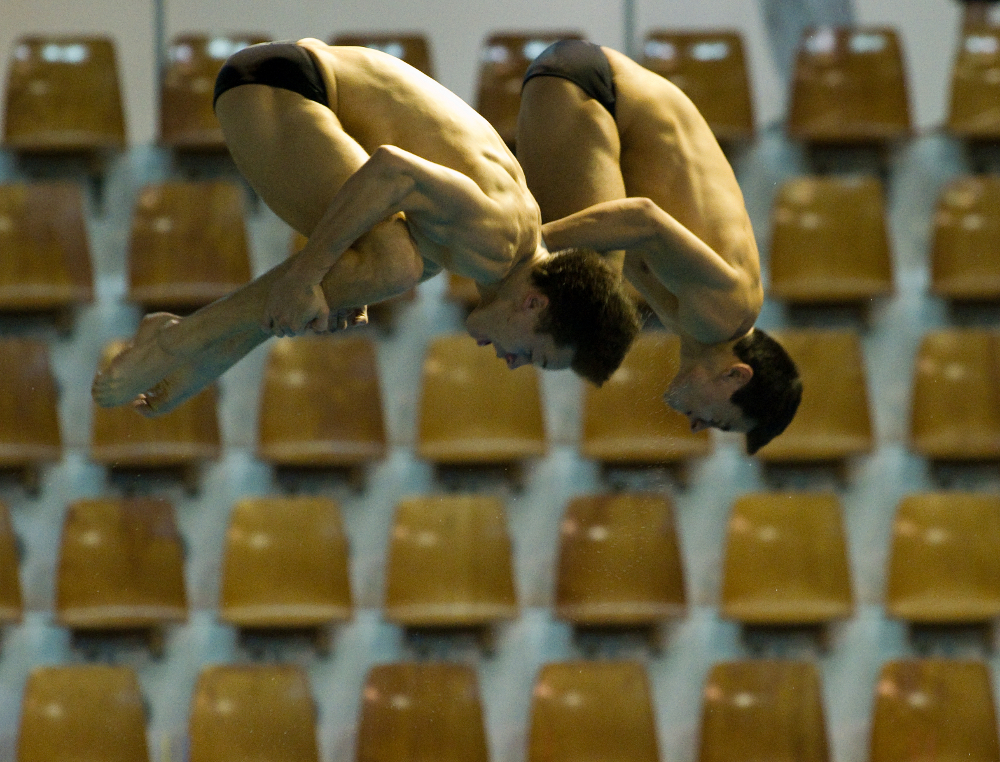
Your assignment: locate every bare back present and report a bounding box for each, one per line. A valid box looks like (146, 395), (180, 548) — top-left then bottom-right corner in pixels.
(301, 40), (541, 283)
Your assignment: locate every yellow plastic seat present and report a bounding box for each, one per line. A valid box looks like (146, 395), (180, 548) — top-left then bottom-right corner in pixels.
(641, 29), (754, 143)
(786, 27), (911, 146)
(886, 493), (1000, 624)
(257, 335), (387, 475)
(909, 329), (1000, 462)
(554, 492), (686, 627)
(331, 33), (434, 77)
(17, 665), (149, 762)
(219, 496), (352, 629)
(721, 493), (854, 626)
(528, 661), (660, 762)
(768, 175), (894, 306)
(930, 175), (1000, 302)
(0, 337), (61, 493)
(160, 34), (269, 151)
(127, 181), (252, 312)
(870, 659), (999, 762)
(0, 501), (22, 625)
(416, 333), (546, 469)
(56, 497), (187, 636)
(0, 182), (93, 321)
(474, 31), (584, 147)
(3, 35), (126, 154)
(446, 273), (481, 311)
(753, 329), (873, 464)
(189, 665), (319, 762)
(357, 662), (489, 762)
(947, 25), (1000, 142)
(384, 495), (517, 629)
(90, 340), (221, 491)
(698, 660), (830, 762)
(581, 330), (711, 470)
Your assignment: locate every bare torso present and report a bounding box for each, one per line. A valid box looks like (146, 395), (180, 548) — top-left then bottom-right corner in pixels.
(301, 40), (541, 284)
(603, 47), (763, 339)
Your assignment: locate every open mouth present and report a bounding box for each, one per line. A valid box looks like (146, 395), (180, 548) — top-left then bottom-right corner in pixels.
(476, 339), (491, 347)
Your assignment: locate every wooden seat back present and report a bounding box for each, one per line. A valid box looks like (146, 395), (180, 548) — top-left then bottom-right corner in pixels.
(555, 492), (686, 625)
(160, 34), (269, 150)
(417, 333), (546, 465)
(698, 660), (830, 762)
(0, 501), (22, 624)
(641, 30), (754, 142)
(17, 665), (149, 762)
(3, 35), (126, 152)
(357, 662), (489, 762)
(909, 329), (1000, 461)
(384, 495), (517, 627)
(56, 497), (187, 629)
(581, 330), (711, 465)
(331, 33), (434, 77)
(930, 175), (1000, 301)
(474, 31), (584, 147)
(870, 660), (1000, 762)
(721, 492), (854, 625)
(787, 27), (911, 144)
(0, 182), (93, 311)
(220, 496), (352, 628)
(769, 175), (893, 304)
(257, 335), (387, 467)
(189, 665), (319, 762)
(947, 25), (1000, 141)
(886, 493), (1000, 623)
(754, 329), (872, 462)
(0, 338), (61, 471)
(127, 181), (251, 311)
(528, 661), (659, 762)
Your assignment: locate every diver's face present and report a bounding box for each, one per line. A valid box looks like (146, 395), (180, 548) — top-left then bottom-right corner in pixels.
(664, 369), (752, 433)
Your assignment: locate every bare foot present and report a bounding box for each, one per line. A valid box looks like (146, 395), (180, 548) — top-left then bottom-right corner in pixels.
(92, 313), (184, 408)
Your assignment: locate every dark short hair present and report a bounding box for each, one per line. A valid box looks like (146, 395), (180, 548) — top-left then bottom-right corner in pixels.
(730, 328), (802, 454)
(530, 247), (642, 385)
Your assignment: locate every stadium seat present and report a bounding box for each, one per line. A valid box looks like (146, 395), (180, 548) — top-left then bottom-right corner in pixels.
(580, 330), (711, 477)
(474, 30), (584, 147)
(416, 333), (546, 478)
(640, 29), (754, 144)
(357, 662), (489, 762)
(0, 337), (61, 494)
(17, 665), (149, 762)
(330, 33), (434, 77)
(0, 501), (22, 627)
(160, 34), (269, 151)
(909, 329), (1000, 463)
(527, 661), (660, 762)
(554, 492), (686, 636)
(0, 182), (93, 327)
(768, 175), (894, 308)
(56, 497), (187, 651)
(90, 340), (221, 492)
(947, 25), (1000, 143)
(446, 273), (481, 312)
(786, 27), (911, 147)
(721, 492), (854, 628)
(930, 175), (1000, 302)
(189, 665), (319, 762)
(383, 495), (517, 643)
(219, 496), (352, 648)
(127, 180), (252, 313)
(753, 329), (873, 466)
(870, 659), (999, 762)
(698, 660), (830, 762)
(886, 493), (1000, 625)
(3, 35), (126, 154)
(257, 335), (386, 483)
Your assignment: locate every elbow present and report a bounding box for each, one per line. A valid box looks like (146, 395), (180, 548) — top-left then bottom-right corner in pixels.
(627, 197), (664, 241)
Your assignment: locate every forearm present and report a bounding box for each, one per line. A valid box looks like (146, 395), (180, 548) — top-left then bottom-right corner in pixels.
(541, 197), (660, 253)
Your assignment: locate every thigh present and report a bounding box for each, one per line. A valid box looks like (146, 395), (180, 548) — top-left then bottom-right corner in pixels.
(516, 76), (627, 222)
(215, 83), (369, 237)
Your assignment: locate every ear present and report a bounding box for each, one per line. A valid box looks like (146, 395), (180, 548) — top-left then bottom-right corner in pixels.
(723, 362), (753, 389)
(521, 291), (549, 312)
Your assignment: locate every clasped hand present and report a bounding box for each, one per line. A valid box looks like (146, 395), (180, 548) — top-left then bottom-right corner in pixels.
(263, 274), (368, 336)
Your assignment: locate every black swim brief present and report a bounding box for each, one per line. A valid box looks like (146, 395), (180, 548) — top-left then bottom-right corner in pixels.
(522, 39), (616, 118)
(213, 41), (329, 109)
